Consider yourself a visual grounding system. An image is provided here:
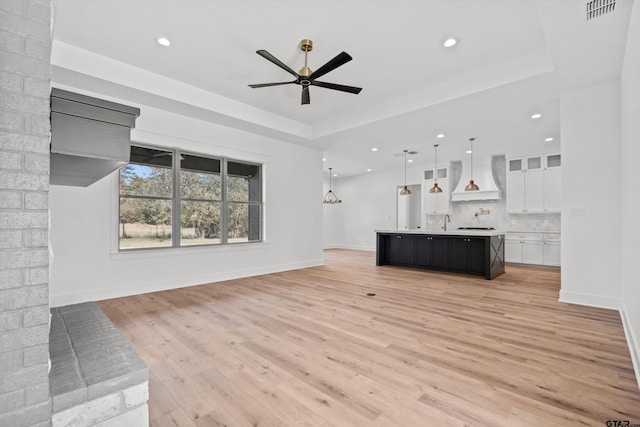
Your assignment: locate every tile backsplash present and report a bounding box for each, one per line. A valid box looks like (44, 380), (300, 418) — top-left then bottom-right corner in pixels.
(422, 155), (561, 232)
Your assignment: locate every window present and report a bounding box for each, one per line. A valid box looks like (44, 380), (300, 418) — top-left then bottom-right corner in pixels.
(119, 146), (173, 249)
(119, 145), (262, 250)
(227, 161), (261, 243)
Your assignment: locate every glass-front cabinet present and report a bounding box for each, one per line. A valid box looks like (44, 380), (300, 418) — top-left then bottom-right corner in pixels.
(506, 153), (561, 214)
(423, 167), (450, 215)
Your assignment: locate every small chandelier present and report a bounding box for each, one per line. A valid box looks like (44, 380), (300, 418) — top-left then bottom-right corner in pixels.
(464, 137), (480, 191)
(430, 144), (443, 193)
(323, 168), (342, 204)
(400, 149), (412, 195)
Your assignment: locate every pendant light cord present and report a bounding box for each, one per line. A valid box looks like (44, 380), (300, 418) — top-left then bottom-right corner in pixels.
(469, 138), (474, 180)
(403, 149), (411, 188)
(434, 144), (438, 183)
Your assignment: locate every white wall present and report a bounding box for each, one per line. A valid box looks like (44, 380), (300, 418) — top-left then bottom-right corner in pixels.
(322, 176), (344, 248)
(559, 80), (622, 309)
(50, 104), (323, 306)
(620, 0), (640, 387)
(322, 167), (425, 250)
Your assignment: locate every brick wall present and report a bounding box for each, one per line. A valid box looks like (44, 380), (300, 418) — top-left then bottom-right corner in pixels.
(0, 1), (52, 426)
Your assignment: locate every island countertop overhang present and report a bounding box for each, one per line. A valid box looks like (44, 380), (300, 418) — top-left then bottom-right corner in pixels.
(375, 229), (505, 237)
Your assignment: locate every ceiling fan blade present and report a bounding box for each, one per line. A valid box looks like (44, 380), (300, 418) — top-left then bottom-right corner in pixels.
(311, 80), (362, 94)
(308, 51), (352, 80)
(301, 86), (310, 105)
(249, 81), (296, 88)
(256, 50), (299, 78)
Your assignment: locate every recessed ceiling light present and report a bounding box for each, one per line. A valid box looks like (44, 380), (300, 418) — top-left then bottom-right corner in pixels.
(466, 150), (472, 154)
(408, 159), (414, 163)
(367, 168), (372, 172)
(156, 37), (171, 47)
(322, 158), (326, 162)
(545, 137), (554, 142)
(436, 133), (445, 139)
(333, 173), (338, 177)
(371, 148), (378, 152)
(443, 38), (458, 48)
(531, 113), (542, 119)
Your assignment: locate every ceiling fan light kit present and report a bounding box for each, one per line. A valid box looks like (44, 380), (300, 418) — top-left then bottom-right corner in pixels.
(249, 39), (362, 105)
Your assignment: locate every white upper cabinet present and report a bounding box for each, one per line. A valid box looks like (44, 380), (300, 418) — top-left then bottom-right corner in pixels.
(544, 168), (561, 212)
(423, 167), (450, 215)
(543, 153), (562, 213)
(507, 153), (561, 214)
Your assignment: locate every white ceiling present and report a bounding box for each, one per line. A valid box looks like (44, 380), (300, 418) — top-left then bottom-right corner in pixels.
(51, 0), (633, 177)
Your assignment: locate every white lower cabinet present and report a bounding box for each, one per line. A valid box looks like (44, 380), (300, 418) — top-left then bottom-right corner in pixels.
(505, 232), (560, 266)
(505, 233), (543, 264)
(505, 240), (523, 263)
(542, 233), (561, 266)
(523, 241), (544, 264)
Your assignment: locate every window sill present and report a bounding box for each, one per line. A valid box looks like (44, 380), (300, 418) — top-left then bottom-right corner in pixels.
(110, 240), (270, 261)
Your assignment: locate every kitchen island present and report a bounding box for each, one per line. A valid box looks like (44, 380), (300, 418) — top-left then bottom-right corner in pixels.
(376, 229), (505, 280)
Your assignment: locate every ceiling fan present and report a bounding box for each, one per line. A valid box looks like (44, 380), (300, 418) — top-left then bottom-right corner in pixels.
(249, 39), (362, 105)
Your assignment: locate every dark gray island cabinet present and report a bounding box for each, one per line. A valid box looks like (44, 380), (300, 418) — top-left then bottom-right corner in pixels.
(376, 230), (505, 279)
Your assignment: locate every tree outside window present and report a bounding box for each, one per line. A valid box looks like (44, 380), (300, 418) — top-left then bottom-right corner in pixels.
(119, 146), (262, 250)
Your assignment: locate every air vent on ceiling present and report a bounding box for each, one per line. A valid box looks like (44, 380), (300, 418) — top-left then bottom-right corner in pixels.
(586, 0), (616, 20)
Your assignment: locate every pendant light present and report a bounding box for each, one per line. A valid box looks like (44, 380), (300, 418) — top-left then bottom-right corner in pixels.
(464, 137), (480, 191)
(430, 144), (443, 193)
(323, 168), (342, 204)
(400, 149), (412, 195)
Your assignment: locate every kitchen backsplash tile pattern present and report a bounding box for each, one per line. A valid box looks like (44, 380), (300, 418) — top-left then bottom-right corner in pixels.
(423, 155), (560, 232)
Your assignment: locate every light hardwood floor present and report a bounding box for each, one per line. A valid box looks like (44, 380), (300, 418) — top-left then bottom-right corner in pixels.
(100, 249), (640, 427)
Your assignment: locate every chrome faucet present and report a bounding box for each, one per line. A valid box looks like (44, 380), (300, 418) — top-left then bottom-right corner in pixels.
(442, 214), (451, 231)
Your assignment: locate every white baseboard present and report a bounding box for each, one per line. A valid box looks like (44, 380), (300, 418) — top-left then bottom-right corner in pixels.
(558, 290), (621, 310)
(324, 244), (375, 252)
(560, 291), (639, 390)
(50, 258), (324, 307)
(620, 306), (640, 392)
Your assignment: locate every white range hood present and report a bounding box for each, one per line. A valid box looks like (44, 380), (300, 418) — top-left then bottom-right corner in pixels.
(451, 156), (501, 201)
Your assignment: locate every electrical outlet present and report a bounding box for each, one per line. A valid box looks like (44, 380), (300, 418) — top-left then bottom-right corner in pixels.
(570, 208), (586, 217)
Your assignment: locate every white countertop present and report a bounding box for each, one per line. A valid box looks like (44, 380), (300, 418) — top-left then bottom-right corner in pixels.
(505, 230), (561, 234)
(375, 229), (505, 237)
